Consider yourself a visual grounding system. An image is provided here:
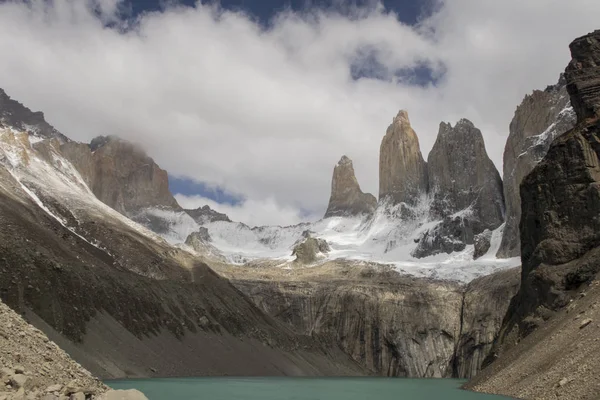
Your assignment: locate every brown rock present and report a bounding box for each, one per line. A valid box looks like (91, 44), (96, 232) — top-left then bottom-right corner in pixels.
(324, 155), (376, 218)
(61, 136), (179, 215)
(379, 110), (428, 205)
(580, 318), (593, 329)
(292, 236), (330, 264)
(497, 75), (576, 258)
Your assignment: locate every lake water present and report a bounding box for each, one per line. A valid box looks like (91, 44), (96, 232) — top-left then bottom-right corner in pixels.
(107, 377), (513, 400)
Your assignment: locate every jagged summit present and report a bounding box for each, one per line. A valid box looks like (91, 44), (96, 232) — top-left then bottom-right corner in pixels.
(185, 205), (231, 224)
(0, 88), (67, 142)
(428, 117), (504, 232)
(379, 109), (428, 206)
(496, 74), (576, 258)
(324, 155), (376, 218)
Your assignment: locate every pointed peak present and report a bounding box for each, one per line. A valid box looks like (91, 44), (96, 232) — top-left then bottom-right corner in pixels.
(394, 109), (410, 125)
(337, 155), (353, 167)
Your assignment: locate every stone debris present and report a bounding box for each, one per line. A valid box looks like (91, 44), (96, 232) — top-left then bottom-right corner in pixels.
(579, 318), (593, 329)
(0, 301), (147, 400)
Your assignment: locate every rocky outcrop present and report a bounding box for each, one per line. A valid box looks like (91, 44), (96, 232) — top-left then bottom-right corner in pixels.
(497, 76), (576, 258)
(61, 136), (180, 215)
(0, 299), (112, 400)
(468, 29), (600, 400)
(185, 205), (231, 224)
(473, 230), (492, 260)
(292, 234), (331, 263)
(411, 215), (474, 258)
(501, 29), (600, 340)
(324, 156), (377, 218)
(455, 268), (521, 379)
(0, 88), (68, 141)
(231, 264), (520, 379)
(379, 110), (428, 205)
(427, 119), (504, 232)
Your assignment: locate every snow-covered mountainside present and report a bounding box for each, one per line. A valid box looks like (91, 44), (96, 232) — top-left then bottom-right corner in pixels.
(149, 196), (518, 282)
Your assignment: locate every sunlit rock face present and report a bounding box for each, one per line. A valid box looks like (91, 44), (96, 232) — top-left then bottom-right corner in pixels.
(324, 155), (377, 218)
(379, 110), (428, 206)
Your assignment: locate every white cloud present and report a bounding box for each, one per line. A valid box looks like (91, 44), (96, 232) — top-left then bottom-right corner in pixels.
(174, 193), (306, 227)
(0, 0), (598, 225)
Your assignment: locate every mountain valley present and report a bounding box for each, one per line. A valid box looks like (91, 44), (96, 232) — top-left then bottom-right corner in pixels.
(0, 21), (599, 400)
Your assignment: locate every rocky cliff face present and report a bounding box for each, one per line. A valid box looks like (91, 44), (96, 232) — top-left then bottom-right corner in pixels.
(497, 76), (576, 258)
(226, 263), (520, 379)
(379, 110), (428, 206)
(0, 89), (67, 141)
(61, 135), (180, 215)
(427, 119), (504, 232)
(185, 205), (231, 224)
(469, 29), (600, 399)
(324, 156), (377, 218)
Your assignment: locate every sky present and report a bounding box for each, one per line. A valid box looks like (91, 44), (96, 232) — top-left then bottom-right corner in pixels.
(0, 0), (598, 227)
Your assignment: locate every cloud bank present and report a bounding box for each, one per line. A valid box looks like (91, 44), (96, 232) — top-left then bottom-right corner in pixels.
(0, 0), (598, 225)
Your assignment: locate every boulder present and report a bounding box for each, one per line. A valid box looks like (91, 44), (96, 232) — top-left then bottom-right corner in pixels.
(473, 230), (492, 260)
(100, 389), (149, 400)
(292, 236), (330, 264)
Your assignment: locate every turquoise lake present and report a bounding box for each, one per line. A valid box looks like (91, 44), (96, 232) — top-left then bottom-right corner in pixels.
(107, 377), (513, 400)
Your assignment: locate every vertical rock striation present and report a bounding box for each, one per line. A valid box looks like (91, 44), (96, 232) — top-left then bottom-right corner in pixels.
(379, 110), (428, 206)
(497, 76), (576, 258)
(490, 28), (600, 361)
(324, 155), (377, 218)
(427, 119), (504, 232)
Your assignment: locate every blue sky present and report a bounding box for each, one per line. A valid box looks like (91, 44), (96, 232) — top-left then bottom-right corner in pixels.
(128, 0), (436, 206)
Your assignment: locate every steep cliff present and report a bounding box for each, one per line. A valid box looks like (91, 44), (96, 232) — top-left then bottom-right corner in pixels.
(219, 262), (519, 379)
(468, 29), (600, 400)
(61, 135), (180, 215)
(379, 110), (428, 206)
(497, 76), (576, 258)
(324, 155), (377, 218)
(427, 119), (504, 232)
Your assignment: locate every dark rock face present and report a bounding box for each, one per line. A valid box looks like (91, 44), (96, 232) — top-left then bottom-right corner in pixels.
(61, 136), (180, 215)
(566, 31), (600, 120)
(324, 156), (377, 218)
(379, 110), (428, 205)
(185, 205), (231, 224)
(232, 267), (520, 379)
(427, 119), (504, 232)
(473, 230), (492, 260)
(0, 89), (67, 141)
(292, 236), (331, 263)
(492, 29), (600, 358)
(497, 76), (576, 258)
(412, 215), (474, 258)
(454, 268), (521, 378)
